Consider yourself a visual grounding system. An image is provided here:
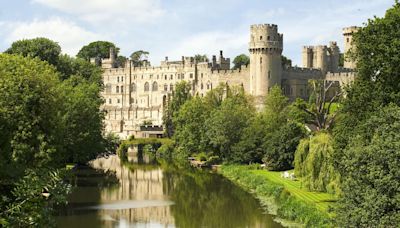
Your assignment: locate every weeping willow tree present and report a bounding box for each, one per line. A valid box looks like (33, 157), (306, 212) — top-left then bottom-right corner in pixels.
(294, 133), (340, 194)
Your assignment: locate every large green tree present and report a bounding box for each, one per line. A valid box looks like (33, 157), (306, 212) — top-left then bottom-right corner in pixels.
(336, 104), (400, 226)
(5, 37), (61, 65)
(232, 54), (250, 70)
(163, 81), (192, 137)
(77, 41), (119, 61)
(130, 50), (149, 67)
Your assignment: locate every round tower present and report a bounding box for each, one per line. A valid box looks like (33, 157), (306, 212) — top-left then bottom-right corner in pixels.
(343, 26), (359, 69)
(249, 24), (283, 97)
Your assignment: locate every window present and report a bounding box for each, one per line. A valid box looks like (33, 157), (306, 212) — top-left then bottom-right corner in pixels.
(117, 99), (120, 103)
(121, 76), (123, 82)
(260, 57), (262, 64)
(347, 37), (350, 43)
(144, 82), (149, 92)
(182, 74), (185, 79)
(131, 83), (136, 92)
(201, 83), (203, 90)
(170, 74), (173, 80)
(268, 70), (271, 79)
(105, 83), (112, 93)
(201, 73), (203, 78)
(117, 77), (119, 82)
(267, 36), (270, 40)
(141, 75), (144, 79)
(190, 73), (193, 79)
(116, 86), (119, 93)
(121, 86), (124, 93)
(170, 84), (174, 91)
(164, 84), (168, 91)
(165, 75), (167, 80)
(109, 98), (112, 104)
(152, 82), (158, 91)
(260, 36), (263, 40)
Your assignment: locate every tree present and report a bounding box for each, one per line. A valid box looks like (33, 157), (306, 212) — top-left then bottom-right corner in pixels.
(0, 54), (63, 173)
(194, 54), (208, 63)
(173, 96), (210, 154)
(205, 90), (255, 161)
(77, 41), (119, 61)
(294, 133), (339, 193)
(297, 80), (341, 131)
(281, 55), (292, 68)
(262, 122), (305, 171)
(130, 50), (149, 67)
(55, 54), (103, 83)
(5, 37), (61, 65)
(57, 75), (105, 164)
(232, 54), (249, 70)
(163, 81), (192, 137)
(336, 104), (400, 227)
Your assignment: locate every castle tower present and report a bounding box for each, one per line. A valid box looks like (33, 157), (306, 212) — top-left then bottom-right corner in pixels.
(313, 45), (328, 74)
(249, 24), (283, 97)
(343, 26), (359, 69)
(329, 41), (340, 72)
(302, 46), (313, 68)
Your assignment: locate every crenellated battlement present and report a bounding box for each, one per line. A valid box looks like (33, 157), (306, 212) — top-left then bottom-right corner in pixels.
(343, 26), (360, 35)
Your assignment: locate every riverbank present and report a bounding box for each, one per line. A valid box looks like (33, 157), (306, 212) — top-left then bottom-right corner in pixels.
(219, 165), (335, 227)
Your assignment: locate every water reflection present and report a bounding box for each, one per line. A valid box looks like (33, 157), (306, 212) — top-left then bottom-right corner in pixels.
(56, 152), (283, 228)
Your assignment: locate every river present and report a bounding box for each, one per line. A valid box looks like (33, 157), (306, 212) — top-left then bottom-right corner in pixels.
(56, 152), (283, 228)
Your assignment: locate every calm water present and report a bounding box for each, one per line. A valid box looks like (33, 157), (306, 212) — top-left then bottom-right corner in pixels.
(56, 153), (283, 228)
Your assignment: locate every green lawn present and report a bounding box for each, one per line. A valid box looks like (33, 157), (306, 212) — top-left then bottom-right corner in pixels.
(250, 169), (337, 212)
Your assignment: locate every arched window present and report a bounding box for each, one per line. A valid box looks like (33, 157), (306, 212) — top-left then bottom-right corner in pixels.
(105, 83), (112, 93)
(152, 82), (158, 91)
(260, 57), (262, 64)
(164, 84), (168, 91)
(144, 82), (149, 92)
(201, 83), (203, 90)
(165, 75), (167, 80)
(131, 83), (136, 92)
(121, 86), (124, 93)
(170, 74), (173, 80)
(117, 77), (120, 82)
(207, 81), (211, 90)
(170, 84), (174, 91)
(116, 86), (119, 93)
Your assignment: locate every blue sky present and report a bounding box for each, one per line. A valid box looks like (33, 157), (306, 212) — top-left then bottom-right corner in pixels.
(0, 0), (394, 65)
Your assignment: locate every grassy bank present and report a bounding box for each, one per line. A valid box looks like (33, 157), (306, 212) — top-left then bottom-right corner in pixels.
(219, 165), (335, 227)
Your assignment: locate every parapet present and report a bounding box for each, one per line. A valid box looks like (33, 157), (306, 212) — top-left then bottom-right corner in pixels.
(343, 26), (360, 35)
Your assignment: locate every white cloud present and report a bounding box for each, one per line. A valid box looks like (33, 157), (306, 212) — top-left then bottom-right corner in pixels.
(3, 18), (106, 55)
(31, 0), (165, 25)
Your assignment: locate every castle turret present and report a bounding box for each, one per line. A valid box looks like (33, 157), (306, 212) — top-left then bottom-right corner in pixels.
(302, 46), (313, 68)
(249, 24), (283, 97)
(343, 26), (360, 69)
(329, 41), (340, 72)
(313, 45), (328, 74)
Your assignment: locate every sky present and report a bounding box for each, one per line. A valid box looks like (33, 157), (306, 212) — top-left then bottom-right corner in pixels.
(0, 0), (395, 66)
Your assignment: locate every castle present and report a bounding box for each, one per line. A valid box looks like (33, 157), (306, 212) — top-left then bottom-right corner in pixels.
(100, 24), (358, 139)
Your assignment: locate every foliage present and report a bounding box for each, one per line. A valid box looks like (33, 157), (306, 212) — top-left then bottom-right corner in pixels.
(232, 54), (250, 69)
(0, 169), (71, 227)
(296, 80), (341, 131)
(5, 37), (61, 65)
(163, 81), (192, 137)
(205, 90), (255, 161)
(130, 50), (149, 67)
(55, 54), (103, 83)
(0, 54), (63, 173)
(281, 55), (292, 68)
(57, 75), (105, 164)
(76, 41), (119, 61)
(262, 122), (305, 171)
(173, 96), (210, 154)
(194, 54), (208, 62)
(294, 133), (339, 194)
(335, 104), (400, 227)
(220, 165), (333, 227)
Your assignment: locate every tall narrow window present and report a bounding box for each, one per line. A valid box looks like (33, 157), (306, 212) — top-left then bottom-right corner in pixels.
(144, 82), (149, 92)
(164, 84), (168, 91)
(170, 84), (174, 91)
(117, 77), (120, 82)
(121, 86), (124, 93)
(131, 83), (136, 92)
(260, 57), (262, 64)
(152, 82), (158, 91)
(116, 86), (119, 93)
(268, 70), (271, 79)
